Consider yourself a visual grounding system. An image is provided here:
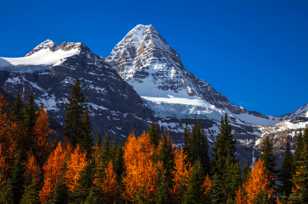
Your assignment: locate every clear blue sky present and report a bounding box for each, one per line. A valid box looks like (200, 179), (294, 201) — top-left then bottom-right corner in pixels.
(1, 0), (307, 116)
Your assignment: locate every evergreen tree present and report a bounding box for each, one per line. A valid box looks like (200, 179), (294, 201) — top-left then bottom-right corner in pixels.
(83, 188), (101, 204)
(279, 137), (293, 199)
(47, 179), (68, 204)
(211, 114), (240, 201)
(184, 123), (210, 175)
(289, 128), (308, 203)
(294, 132), (304, 167)
(11, 153), (25, 204)
(157, 134), (174, 192)
(112, 144), (124, 182)
(155, 169), (168, 204)
(20, 178), (39, 204)
(212, 114), (236, 173)
(260, 136), (276, 187)
(64, 80), (92, 150)
(183, 161), (204, 204)
(79, 110), (92, 153)
(12, 93), (24, 122)
(23, 93), (37, 149)
(0, 178), (13, 204)
(209, 173), (225, 204)
(148, 123), (161, 146)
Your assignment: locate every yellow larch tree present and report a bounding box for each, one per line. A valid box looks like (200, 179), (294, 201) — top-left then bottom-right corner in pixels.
(39, 142), (70, 203)
(122, 133), (158, 202)
(64, 145), (88, 192)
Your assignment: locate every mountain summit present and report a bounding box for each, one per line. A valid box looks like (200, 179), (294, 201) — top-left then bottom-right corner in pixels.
(107, 24), (276, 127)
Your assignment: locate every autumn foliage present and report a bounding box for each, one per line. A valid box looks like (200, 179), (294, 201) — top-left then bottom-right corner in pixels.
(172, 148), (192, 198)
(122, 133), (158, 201)
(39, 143), (70, 203)
(242, 160), (272, 204)
(64, 145), (88, 192)
(0, 90), (304, 204)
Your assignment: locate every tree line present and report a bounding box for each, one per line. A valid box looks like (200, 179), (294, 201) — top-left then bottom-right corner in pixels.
(0, 80), (307, 204)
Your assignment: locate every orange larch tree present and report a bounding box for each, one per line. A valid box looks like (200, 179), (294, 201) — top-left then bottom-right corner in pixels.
(123, 133), (158, 202)
(64, 145), (88, 192)
(243, 160), (271, 204)
(172, 148), (192, 201)
(25, 151), (41, 184)
(33, 107), (50, 159)
(235, 188), (247, 204)
(39, 142), (70, 203)
(101, 161), (118, 201)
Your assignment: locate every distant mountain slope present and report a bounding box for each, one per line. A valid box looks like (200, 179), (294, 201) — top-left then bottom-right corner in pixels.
(0, 39), (153, 137)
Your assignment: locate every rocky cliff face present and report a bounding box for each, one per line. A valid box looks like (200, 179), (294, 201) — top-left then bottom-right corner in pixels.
(0, 40), (153, 137)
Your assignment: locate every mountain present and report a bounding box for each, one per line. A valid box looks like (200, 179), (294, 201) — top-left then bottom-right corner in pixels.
(258, 104), (308, 151)
(0, 24), (306, 165)
(0, 39), (153, 138)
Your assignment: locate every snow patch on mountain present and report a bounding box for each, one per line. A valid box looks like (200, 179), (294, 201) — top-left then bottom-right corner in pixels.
(0, 40), (82, 72)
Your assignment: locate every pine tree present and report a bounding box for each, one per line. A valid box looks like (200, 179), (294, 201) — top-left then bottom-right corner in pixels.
(210, 173), (225, 204)
(279, 137), (293, 199)
(23, 93), (36, 148)
(12, 93), (24, 122)
(290, 128), (308, 203)
(47, 178), (68, 204)
(260, 136), (276, 188)
(211, 114), (240, 201)
(155, 164), (168, 204)
(183, 161), (204, 204)
(20, 177), (39, 204)
(64, 80), (92, 149)
(0, 178), (13, 204)
(79, 110), (92, 153)
(185, 123), (210, 175)
(148, 123), (161, 147)
(11, 152), (25, 204)
(157, 134), (174, 193)
(112, 144), (124, 182)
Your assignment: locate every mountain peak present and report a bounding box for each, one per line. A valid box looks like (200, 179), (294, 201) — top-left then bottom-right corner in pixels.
(25, 39), (56, 56)
(26, 39), (90, 57)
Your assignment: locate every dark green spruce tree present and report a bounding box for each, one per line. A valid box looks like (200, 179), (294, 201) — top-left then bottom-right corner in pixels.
(11, 152), (25, 204)
(11, 92), (24, 122)
(64, 80), (92, 151)
(260, 136), (276, 188)
(148, 123), (161, 147)
(0, 177), (13, 204)
(20, 177), (39, 204)
(209, 173), (225, 204)
(157, 134), (174, 201)
(289, 128), (308, 203)
(279, 136), (293, 200)
(211, 114), (241, 202)
(183, 161), (204, 204)
(23, 93), (37, 149)
(184, 123), (210, 175)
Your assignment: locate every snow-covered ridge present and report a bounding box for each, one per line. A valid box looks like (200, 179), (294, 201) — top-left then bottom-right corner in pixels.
(0, 39), (83, 72)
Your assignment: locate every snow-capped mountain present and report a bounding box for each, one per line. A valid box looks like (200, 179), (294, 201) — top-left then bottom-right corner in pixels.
(0, 39), (153, 137)
(107, 25), (278, 124)
(0, 24), (306, 165)
(107, 24), (278, 134)
(105, 24), (284, 163)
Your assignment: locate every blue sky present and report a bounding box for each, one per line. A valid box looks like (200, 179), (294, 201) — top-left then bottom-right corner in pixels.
(0, 0), (307, 116)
